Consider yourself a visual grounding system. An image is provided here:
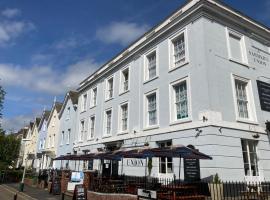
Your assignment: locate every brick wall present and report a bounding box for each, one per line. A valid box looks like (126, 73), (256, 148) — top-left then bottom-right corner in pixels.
(87, 191), (137, 200)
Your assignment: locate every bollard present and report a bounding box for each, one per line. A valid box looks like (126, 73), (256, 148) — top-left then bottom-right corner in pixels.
(62, 192), (65, 200)
(13, 193), (17, 200)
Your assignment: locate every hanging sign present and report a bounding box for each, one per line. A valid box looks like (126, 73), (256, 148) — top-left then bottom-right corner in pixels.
(257, 80), (270, 112)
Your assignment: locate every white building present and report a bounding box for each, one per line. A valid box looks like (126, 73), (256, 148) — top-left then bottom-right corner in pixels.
(73, 0), (270, 181)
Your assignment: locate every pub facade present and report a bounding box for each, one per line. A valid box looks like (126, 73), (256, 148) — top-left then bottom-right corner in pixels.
(73, 0), (270, 181)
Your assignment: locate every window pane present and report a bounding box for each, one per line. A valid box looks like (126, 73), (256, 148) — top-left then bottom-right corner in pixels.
(174, 81), (188, 119)
(235, 80), (249, 119)
(148, 94), (157, 125)
(147, 52), (156, 79)
(173, 34), (185, 67)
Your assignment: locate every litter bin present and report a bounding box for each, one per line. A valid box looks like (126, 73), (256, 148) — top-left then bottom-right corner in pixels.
(19, 182), (24, 192)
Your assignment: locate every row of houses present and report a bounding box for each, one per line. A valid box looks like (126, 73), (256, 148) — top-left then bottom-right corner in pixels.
(16, 0), (270, 182)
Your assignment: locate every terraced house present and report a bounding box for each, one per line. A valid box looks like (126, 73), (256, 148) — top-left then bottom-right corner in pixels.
(55, 91), (79, 169)
(73, 0), (270, 181)
(44, 102), (63, 169)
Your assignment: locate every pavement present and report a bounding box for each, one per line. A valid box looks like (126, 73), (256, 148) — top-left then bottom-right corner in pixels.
(0, 183), (64, 200)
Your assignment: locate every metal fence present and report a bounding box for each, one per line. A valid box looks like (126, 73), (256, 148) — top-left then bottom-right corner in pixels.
(89, 175), (270, 200)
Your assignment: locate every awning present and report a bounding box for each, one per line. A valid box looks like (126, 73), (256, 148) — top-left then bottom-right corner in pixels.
(53, 145), (212, 161)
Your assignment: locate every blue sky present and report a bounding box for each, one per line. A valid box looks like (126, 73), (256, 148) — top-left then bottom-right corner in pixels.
(0, 0), (269, 132)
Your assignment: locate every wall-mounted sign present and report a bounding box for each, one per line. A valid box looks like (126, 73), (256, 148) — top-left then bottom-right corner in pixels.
(138, 188), (157, 199)
(257, 80), (270, 112)
(248, 48), (270, 68)
(184, 158), (200, 182)
(127, 159), (144, 167)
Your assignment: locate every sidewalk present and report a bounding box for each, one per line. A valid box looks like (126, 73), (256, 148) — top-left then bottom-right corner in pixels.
(3, 183), (63, 200)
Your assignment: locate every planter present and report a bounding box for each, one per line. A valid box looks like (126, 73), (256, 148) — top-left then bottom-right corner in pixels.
(208, 183), (224, 200)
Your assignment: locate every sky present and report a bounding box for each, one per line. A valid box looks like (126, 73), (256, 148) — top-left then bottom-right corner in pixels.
(0, 0), (269, 133)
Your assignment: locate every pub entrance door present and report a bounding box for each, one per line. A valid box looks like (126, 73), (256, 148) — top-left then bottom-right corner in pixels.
(102, 159), (119, 177)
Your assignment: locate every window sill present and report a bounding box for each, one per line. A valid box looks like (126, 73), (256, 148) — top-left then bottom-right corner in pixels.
(117, 131), (128, 135)
(169, 61), (189, 73)
(143, 125), (159, 131)
(90, 105), (96, 109)
(87, 138), (95, 141)
(119, 90), (130, 96)
(236, 118), (259, 125)
(143, 76), (159, 84)
(80, 110), (86, 114)
(105, 97), (114, 102)
(229, 59), (249, 68)
(169, 118), (192, 126)
(66, 143), (70, 145)
(102, 134), (112, 139)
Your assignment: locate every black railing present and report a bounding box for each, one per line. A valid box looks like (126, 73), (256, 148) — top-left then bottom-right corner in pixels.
(89, 175), (270, 200)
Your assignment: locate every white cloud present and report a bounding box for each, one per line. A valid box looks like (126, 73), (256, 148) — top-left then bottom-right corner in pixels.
(2, 114), (34, 133)
(1, 8), (20, 18)
(0, 58), (99, 95)
(0, 8), (34, 46)
(96, 21), (149, 46)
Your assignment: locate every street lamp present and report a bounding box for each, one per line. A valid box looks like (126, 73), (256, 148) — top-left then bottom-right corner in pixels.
(19, 138), (30, 192)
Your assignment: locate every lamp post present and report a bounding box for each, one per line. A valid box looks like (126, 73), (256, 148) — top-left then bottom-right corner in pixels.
(19, 138), (30, 192)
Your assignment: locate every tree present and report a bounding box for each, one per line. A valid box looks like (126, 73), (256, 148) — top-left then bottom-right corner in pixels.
(0, 85), (5, 135)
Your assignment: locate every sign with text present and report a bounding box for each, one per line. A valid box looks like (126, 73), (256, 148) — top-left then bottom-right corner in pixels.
(138, 188), (157, 200)
(248, 48), (270, 68)
(74, 184), (86, 200)
(126, 159), (145, 167)
(52, 177), (61, 195)
(257, 80), (270, 112)
(184, 158), (200, 182)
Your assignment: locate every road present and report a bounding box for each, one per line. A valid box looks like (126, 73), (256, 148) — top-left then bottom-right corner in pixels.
(0, 184), (35, 200)
(0, 184), (62, 200)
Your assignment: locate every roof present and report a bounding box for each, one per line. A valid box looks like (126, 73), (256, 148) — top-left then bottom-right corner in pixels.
(35, 117), (41, 127)
(38, 110), (51, 131)
(78, 0), (270, 91)
(55, 102), (63, 113)
(69, 91), (79, 105)
(47, 101), (63, 125)
(58, 90), (79, 118)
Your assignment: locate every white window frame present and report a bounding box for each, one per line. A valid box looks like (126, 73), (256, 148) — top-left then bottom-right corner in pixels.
(66, 129), (70, 145)
(52, 134), (55, 148)
(119, 66), (130, 94)
(79, 119), (85, 142)
(231, 74), (257, 123)
(104, 108), (113, 137)
(144, 47), (159, 82)
(169, 76), (192, 124)
(158, 141), (173, 174)
(88, 115), (95, 140)
(90, 86), (98, 108)
(105, 76), (114, 100)
(66, 107), (70, 120)
(118, 101), (129, 134)
(168, 28), (189, 71)
(144, 89), (159, 129)
(61, 131), (64, 146)
(226, 27), (248, 66)
(241, 139), (259, 177)
(81, 93), (88, 112)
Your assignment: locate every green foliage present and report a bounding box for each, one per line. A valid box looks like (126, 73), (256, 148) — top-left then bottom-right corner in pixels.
(147, 157), (152, 176)
(213, 173), (221, 184)
(0, 134), (21, 170)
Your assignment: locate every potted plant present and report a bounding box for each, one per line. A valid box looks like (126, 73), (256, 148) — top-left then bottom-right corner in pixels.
(208, 173), (224, 200)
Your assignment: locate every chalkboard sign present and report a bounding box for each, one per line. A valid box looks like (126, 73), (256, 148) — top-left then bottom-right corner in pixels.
(184, 158), (200, 182)
(52, 177), (61, 195)
(74, 184), (86, 200)
(257, 80), (270, 112)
